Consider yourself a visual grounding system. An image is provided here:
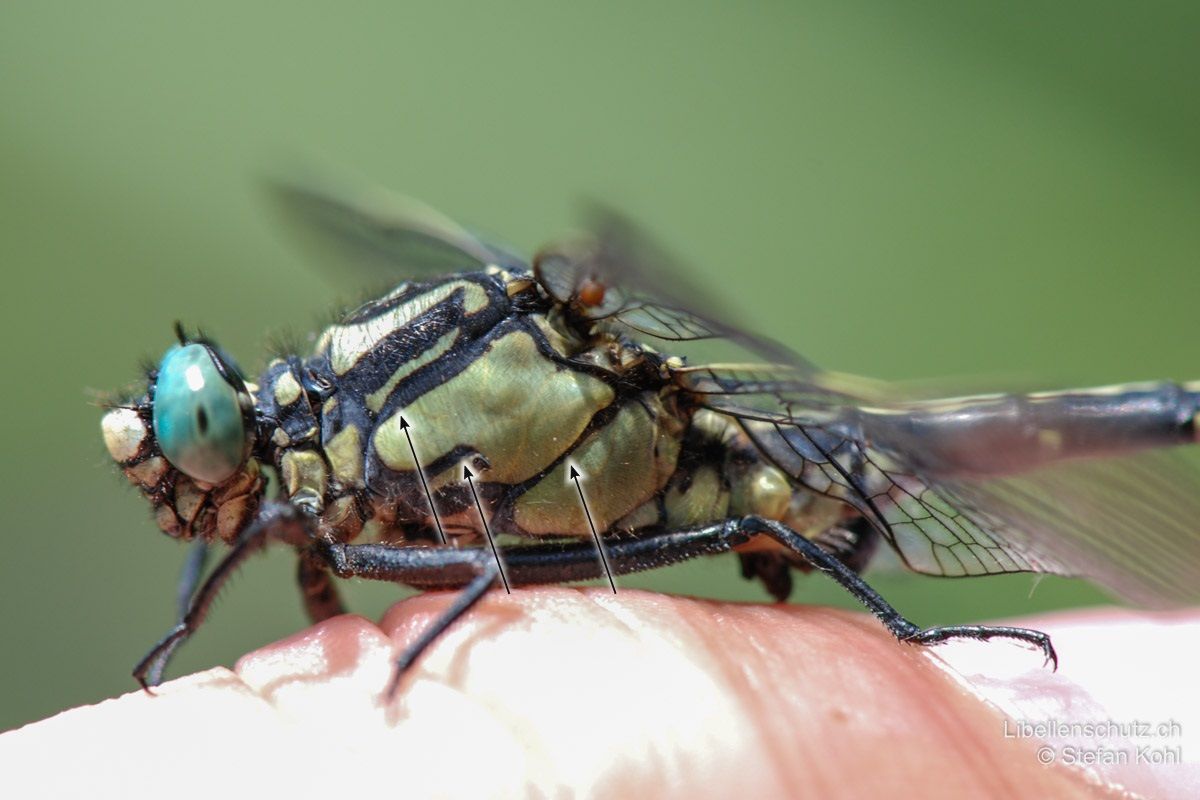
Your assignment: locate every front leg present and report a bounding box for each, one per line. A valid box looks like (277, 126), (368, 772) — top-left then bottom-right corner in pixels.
(142, 539), (211, 686)
(132, 502), (312, 690)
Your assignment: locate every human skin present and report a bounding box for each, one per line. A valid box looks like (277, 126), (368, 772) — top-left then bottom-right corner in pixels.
(1, 591), (1195, 798)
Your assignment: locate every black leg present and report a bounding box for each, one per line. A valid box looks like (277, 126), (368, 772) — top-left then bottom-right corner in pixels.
(314, 520), (748, 699)
(312, 514), (1054, 698)
(176, 539), (211, 617)
(312, 520), (754, 697)
(132, 503), (311, 690)
(297, 552), (346, 624)
(143, 539), (211, 686)
(313, 518), (749, 591)
(315, 538), (500, 699)
(385, 566), (498, 698)
(740, 517), (1058, 668)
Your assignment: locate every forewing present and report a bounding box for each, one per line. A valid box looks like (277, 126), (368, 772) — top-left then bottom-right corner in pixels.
(678, 364), (887, 412)
(696, 388), (1200, 607)
(267, 176), (525, 278)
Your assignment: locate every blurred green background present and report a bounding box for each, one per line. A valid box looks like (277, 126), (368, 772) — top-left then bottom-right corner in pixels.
(2, 1), (1198, 730)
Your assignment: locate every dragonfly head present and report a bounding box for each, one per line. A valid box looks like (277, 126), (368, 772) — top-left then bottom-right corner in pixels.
(101, 331), (265, 542)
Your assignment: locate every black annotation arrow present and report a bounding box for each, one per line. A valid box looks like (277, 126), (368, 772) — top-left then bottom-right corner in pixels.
(463, 466), (511, 593)
(570, 465), (617, 593)
(398, 417), (446, 545)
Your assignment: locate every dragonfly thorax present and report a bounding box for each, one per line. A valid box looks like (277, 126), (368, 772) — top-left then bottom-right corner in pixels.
(254, 269), (687, 544)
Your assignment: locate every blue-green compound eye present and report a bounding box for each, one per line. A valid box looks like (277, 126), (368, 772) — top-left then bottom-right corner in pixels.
(152, 344), (248, 484)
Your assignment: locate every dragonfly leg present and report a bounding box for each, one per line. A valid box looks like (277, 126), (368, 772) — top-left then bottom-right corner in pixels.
(740, 517), (881, 602)
(175, 539), (211, 617)
(310, 521), (754, 696)
(132, 502), (310, 690)
(312, 515), (1054, 698)
(142, 539), (211, 686)
(313, 517), (754, 595)
(385, 568), (498, 698)
(296, 551), (346, 624)
(312, 539), (500, 699)
(741, 516), (1058, 669)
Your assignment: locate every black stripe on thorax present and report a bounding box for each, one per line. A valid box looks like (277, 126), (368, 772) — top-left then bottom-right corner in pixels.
(336, 274), (510, 394)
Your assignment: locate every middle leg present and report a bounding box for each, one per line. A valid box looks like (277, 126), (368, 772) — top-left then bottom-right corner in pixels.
(310, 521), (752, 697)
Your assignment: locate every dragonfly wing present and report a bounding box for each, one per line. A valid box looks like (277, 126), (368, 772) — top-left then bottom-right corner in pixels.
(925, 450), (1200, 607)
(534, 204), (819, 366)
(266, 176), (526, 279)
(698, 393), (1200, 608)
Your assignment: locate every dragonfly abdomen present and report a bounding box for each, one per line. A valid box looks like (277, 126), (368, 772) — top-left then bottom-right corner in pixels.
(863, 380), (1200, 477)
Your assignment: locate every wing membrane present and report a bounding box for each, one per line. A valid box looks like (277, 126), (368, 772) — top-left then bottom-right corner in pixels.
(533, 205), (822, 364)
(269, 178), (798, 357)
(267, 176), (523, 278)
(930, 450), (1200, 607)
(697, 391), (1200, 607)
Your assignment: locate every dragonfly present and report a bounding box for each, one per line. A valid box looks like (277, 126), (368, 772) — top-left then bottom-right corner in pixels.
(100, 178), (1200, 696)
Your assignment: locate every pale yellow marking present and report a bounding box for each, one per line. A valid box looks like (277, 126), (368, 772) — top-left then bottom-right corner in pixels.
(365, 329), (459, 414)
(325, 425), (364, 487)
(272, 428), (291, 447)
(101, 408), (146, 463)
(314, 327), (332, 356)
(514, 399), (681, 535)
(1037, 428), (1064, 453)
(273, 371), (302, 407)
(281, 450), (328, 504)
(729, 464), (792, 521)
(615, 500), (660, 531)
(323, 398), (338, 417)
(782, 492), (843, 539)
(380, 281), (414, 301)
(531, 313), (582, 357)
(690, 409), (738, 447)
(505, 276), (535, 296)
(374, 330), (616, 484)
(664, 466), (729, 528)
(320, 281), (490, 375)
